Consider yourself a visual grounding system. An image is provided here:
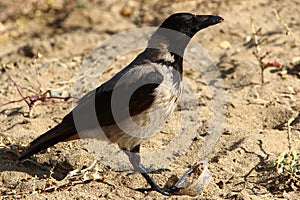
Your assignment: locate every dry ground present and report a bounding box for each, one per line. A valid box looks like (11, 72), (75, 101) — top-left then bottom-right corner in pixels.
(0, 0), (300, 199)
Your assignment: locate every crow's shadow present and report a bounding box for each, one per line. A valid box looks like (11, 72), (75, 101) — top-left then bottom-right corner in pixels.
(0, 143), (73, 180)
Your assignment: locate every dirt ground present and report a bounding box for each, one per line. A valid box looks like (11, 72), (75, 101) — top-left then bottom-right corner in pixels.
(0, 0), (300, 199)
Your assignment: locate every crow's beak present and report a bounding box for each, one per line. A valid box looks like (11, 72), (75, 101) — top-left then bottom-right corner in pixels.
(194, 15), (224, 30)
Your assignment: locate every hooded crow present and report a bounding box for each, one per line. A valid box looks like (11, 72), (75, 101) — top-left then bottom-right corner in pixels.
(20, 13), (223, 195)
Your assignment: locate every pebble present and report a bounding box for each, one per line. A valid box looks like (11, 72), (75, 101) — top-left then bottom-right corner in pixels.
(4, 63), (15, 70)
(287, 86), (296, 94)
(120, 6), (133, 17)
(220, 40), (231, 49)
(0, 22), (5, 32)
(292, 56), (300, 64)
(61, 90), (69, 97)
(244, 35), (252, 43)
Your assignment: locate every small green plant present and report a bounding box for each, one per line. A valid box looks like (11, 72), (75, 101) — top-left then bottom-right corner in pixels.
(272, 118), (300, 189)
(273, 150), (299, 181)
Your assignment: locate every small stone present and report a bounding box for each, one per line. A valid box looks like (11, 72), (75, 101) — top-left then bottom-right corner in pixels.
(120, 7), (133, 17)
(220, 40), (231, 49)
(0, 22), (5, 32)
(61, 90), (69, 97)
(292, 56), (300, 64)
(245, 35), (252, 43)
(287, 86), (296, 94)
(4, 63), (15, 70)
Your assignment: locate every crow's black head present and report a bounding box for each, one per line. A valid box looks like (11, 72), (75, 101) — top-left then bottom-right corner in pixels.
(159, 13), (223, 38)
(143, 13), (223, 73)
(147, 13), (223, 58)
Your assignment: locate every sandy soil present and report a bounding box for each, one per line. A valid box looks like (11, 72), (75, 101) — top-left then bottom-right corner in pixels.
(0, 0), (300, 199)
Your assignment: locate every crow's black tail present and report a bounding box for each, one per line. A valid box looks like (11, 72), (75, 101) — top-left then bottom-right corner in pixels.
(19, 117), (78, 161)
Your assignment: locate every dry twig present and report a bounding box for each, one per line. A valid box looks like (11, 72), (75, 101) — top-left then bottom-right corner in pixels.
(250, 15), (282, 84)
(0, 76), (73, 117)
(0, 55), (75, 117)
(273, 8), (300, 44)
(42, 161), (105, 192)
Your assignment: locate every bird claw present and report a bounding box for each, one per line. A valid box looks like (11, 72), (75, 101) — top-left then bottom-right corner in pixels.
(137, 164), (179, 196)
(147, 166), (170, 174)
(126, 167), (169, 176)
(135, 185), (179, 196)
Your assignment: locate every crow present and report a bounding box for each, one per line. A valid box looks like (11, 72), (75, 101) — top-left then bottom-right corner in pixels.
(20, 13), (223, 195)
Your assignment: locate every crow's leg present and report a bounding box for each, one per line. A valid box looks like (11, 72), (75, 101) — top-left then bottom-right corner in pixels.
(125, 145), (174, 196)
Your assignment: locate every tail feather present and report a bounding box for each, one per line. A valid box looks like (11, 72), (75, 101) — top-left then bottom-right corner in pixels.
(19, 121), (78, 161)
